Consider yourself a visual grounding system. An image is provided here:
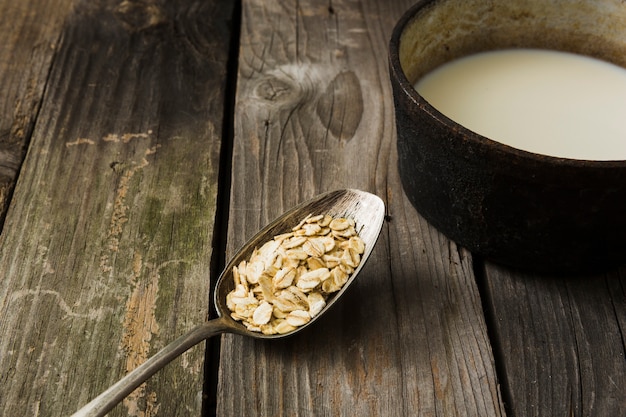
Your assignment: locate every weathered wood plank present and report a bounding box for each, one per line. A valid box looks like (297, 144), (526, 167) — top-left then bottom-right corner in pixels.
(482, 263), (626, 417)
(0, 0), (79, 225)
(218, 0), (505, 415)
(0, 0), (234, 415)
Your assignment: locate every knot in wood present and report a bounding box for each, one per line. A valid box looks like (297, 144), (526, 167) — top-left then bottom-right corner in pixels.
(248, 64), (363, 141)
(114, 0), (167, 32)
(254, 78), (296, 103)
(251, 64), (327, 105)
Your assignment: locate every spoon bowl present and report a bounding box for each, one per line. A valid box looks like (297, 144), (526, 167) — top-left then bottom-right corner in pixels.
(71, 189), (385, 417)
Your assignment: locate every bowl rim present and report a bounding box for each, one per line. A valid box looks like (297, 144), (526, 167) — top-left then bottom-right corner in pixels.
(388, 0), (626, 169)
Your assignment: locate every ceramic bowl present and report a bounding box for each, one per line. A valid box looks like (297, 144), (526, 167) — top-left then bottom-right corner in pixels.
(389, 0), (626, 273)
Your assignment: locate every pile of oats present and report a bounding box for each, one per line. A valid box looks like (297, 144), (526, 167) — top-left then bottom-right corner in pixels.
(226, 213), (365, 335)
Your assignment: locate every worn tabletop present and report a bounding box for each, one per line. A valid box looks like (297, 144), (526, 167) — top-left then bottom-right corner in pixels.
(0, 0), (624, 416)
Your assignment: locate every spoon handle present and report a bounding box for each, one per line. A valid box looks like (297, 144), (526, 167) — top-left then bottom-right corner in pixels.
(70, 316), (232, 417)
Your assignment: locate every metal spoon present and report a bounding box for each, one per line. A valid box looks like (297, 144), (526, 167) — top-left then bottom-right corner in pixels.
(71, 189), (385, 417)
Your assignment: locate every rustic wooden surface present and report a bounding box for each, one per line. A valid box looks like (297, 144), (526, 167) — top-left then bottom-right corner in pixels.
(217, 0), (504, 416)
(0, 0), (624, 416)
(482, 263), (626, 416)
(0, 0), (78, 225)
(0, 0), (233, 416)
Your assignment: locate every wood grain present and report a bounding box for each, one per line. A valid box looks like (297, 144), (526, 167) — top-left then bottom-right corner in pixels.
(217, 0), (505, 415)
(0, 0), (79, 225)
(0, 0), (234, 415)
(481, 264), (626, 417)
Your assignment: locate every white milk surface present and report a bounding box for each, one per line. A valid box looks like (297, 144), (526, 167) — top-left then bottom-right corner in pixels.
(414, 49), (626, 160)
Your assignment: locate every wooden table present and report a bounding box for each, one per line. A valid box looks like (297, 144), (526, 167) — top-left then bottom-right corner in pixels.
(1, 1), (624, 416)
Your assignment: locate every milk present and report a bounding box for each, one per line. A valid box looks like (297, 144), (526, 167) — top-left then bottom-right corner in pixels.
(414, 49), (626, 160)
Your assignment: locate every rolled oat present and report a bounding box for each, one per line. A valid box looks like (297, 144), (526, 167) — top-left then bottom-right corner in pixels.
(225, 213), (365, 335)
